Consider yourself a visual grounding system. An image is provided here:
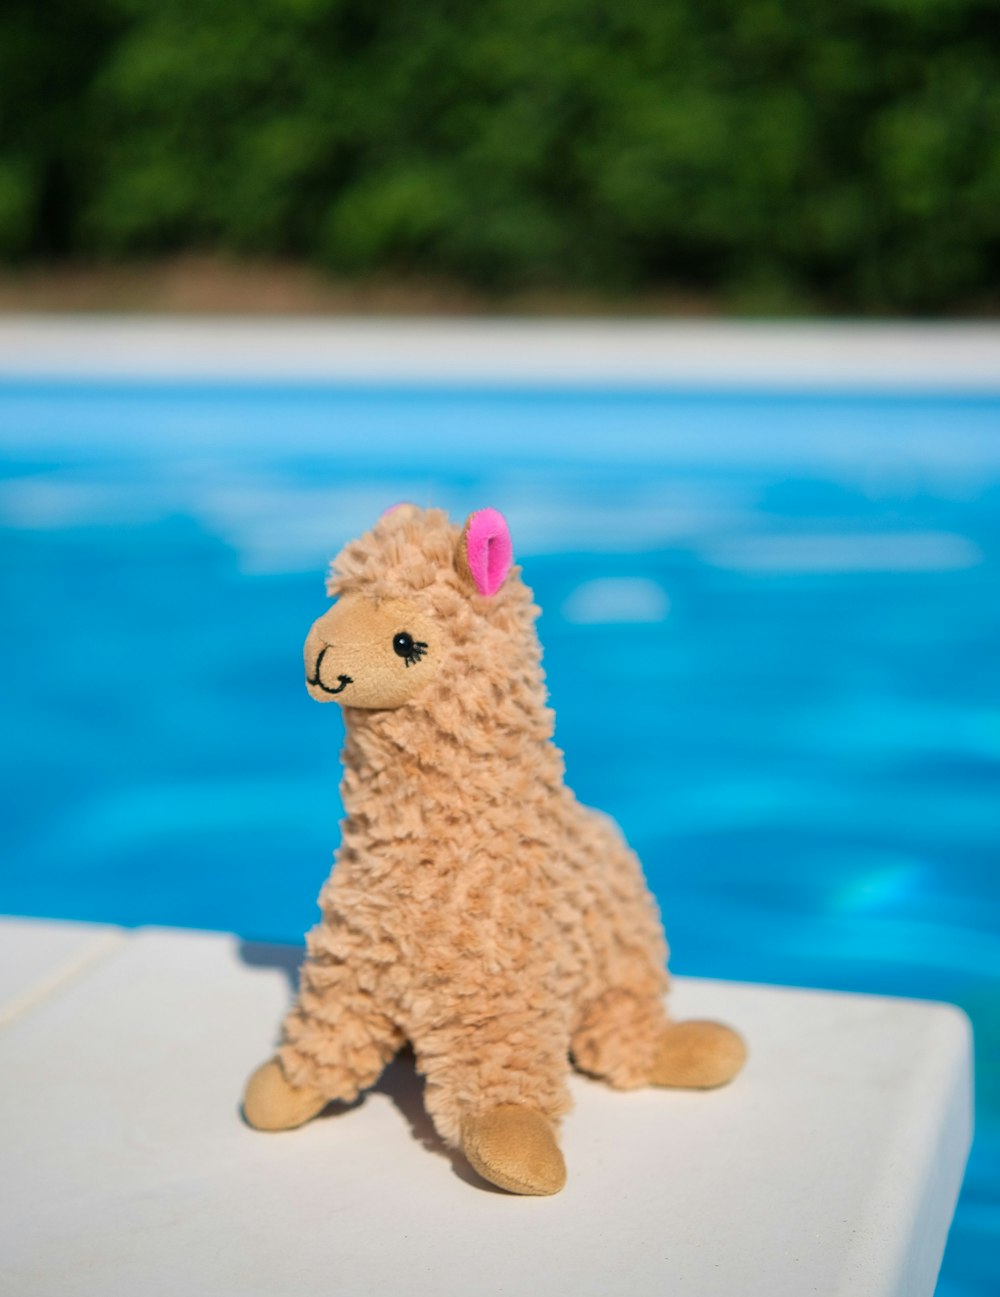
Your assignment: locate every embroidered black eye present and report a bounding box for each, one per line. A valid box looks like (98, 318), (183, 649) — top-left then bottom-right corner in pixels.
(392, 631), (427, 667)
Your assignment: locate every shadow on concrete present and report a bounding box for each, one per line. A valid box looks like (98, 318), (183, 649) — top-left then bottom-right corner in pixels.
(239, 939), (303, 993)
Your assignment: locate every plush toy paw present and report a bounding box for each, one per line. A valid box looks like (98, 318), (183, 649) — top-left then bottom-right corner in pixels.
(242, 1057), (329, 1131)
(461, 1104), (567, 1196)
(651, 1020), (747, 1089)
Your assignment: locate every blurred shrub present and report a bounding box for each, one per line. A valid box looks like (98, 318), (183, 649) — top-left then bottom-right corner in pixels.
(1, 0), (998, 311)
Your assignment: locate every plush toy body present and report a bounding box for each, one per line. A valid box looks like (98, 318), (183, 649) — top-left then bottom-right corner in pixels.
(244, 505), (745, 1194)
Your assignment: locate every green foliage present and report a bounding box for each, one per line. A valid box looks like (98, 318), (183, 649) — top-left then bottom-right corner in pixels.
(1, 0), (998, 310)
(0, 0), (125, 255)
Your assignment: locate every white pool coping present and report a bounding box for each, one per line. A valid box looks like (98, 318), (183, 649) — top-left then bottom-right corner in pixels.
(1, 315), (999, 388)
(0, 915), (973, 1297)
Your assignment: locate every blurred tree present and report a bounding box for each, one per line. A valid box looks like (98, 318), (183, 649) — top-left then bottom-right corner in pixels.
(0, 0), (123, 256)
(1, 0), (998, 311)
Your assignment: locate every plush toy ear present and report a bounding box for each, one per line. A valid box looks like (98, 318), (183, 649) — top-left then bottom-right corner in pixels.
(457, 508), (513, 597)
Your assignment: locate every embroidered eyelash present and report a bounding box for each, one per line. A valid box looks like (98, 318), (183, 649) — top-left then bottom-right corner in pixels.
(392, 631), (428, 668)
(403, 640), (427, 668)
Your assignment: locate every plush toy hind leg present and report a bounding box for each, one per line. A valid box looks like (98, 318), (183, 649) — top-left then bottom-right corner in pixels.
(572, 987), (746, 1090)
(651, 1019), (747, 1088)
(243, 958), (403, 1131)
(414, 1008), (572, 1195)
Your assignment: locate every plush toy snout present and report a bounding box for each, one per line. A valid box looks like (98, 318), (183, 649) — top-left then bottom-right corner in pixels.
(303, 619), (353, 701)
(303, 593), (439, 709)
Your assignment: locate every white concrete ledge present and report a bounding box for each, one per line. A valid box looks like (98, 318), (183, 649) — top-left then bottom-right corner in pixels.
(1, 316), (999, 388)
(0, 917), (973, 1297)
(0, 915), (124, 1031)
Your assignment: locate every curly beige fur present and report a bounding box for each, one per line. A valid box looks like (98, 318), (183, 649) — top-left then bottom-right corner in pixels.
(253, 505), (743, 1162)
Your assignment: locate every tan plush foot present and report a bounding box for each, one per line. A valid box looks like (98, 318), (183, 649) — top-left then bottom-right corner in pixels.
(462, 1104), (567, 1196)
(651, 1020), (747, 1089)
(242, 1057), (329, 1131)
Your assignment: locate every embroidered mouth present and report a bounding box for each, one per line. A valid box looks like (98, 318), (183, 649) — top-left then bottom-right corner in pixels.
(308, 647), (353, 695)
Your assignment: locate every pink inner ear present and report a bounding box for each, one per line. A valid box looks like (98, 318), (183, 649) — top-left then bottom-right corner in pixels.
(465, 508), (513, 597)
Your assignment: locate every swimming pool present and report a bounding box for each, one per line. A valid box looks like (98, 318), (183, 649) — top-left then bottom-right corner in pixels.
(1, 367), (997, 1294)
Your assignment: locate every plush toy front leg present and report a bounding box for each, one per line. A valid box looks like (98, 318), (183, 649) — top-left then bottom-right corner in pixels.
(461, 1105), (566, 1196)
(413, 1005), (573, 1195)
(243, 943), (404, 1132)
(243, 1057), (328, 1131)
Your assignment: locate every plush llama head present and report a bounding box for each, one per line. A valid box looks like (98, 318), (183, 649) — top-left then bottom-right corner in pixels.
(303, 504), (530, 712)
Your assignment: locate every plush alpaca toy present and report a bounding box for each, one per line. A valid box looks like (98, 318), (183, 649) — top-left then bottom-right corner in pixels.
(243, 505), (745, 1194)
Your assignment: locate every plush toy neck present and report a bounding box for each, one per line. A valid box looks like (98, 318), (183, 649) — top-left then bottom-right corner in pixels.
(338, 626), (563, 808)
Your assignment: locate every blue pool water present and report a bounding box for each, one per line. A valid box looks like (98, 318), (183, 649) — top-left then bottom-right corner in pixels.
(1, 380), (997, 1293)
